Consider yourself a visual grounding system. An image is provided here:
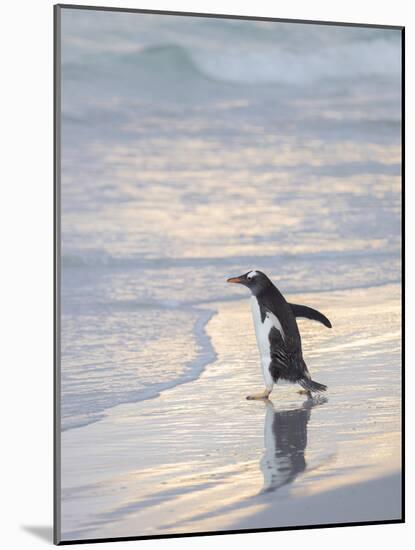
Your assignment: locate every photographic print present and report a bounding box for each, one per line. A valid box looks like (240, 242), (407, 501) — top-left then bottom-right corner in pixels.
(54, 5), (403, 544)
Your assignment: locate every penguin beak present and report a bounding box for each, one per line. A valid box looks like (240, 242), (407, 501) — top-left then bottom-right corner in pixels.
(227, 276), (243, 284)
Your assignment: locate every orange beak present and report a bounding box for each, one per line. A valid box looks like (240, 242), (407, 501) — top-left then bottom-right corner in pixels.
(227, 277), (243, 284)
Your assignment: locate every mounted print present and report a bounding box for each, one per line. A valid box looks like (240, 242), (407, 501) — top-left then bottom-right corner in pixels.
(54, 4), (404, 545)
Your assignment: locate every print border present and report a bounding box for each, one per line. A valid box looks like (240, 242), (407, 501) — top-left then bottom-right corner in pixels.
(53, 4), (405, 545)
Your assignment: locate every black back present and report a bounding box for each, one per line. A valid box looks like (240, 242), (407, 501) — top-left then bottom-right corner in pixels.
(256, 280), (302, 355)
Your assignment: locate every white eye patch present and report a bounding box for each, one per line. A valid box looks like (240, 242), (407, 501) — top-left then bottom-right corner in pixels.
(247, 270), (258, 280)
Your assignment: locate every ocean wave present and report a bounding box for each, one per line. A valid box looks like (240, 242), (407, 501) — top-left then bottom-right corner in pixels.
(192, 39), (401, 85)
(61, 307), (217, 432)
(62, 36), (401, 87)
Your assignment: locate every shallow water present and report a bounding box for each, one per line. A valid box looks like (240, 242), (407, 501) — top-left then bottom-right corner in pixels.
(61, 285), (401, 539)
(60, 9), (401, 431)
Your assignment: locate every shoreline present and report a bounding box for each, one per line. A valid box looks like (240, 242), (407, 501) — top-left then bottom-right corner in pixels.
(61, 278), (400, 433)
(60, 282), (401, 541)
(61, 305), (217, 432)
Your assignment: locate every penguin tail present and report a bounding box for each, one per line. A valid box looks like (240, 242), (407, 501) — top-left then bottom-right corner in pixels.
(299, 378), (327, 393)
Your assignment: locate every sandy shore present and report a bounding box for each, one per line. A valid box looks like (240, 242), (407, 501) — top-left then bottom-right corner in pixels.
(232, 472), (401, 531)
(60, 283), (401, 541)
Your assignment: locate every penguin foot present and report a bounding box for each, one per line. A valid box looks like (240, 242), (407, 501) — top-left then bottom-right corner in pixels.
(297, 389), (312, 398)
(246, 389), (271, 400)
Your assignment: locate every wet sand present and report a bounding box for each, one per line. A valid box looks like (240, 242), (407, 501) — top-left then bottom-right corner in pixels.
(60, 283), (401, 541)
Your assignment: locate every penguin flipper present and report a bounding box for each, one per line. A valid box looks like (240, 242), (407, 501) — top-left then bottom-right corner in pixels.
(289, 303), (332, 328)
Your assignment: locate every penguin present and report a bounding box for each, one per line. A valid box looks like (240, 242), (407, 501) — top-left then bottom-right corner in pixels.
(227, 270), (330, 400)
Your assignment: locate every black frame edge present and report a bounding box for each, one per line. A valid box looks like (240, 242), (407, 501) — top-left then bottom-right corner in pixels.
(53, 3), (62, 546)
(58, 519), (404, 545)
(55, 3), (404, 30)
(401, 26), (405, 523)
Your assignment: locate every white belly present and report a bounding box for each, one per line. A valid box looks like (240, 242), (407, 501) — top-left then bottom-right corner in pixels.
(251, 297), (285, 390)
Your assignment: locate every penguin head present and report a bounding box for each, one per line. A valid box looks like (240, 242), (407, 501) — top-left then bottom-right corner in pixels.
(227, 270), (272, 296)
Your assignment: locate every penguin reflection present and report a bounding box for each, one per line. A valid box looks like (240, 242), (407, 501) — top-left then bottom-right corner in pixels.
(260, 398), (325, 494)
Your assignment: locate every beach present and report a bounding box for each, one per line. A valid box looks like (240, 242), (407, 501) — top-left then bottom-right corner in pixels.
(58, 8), (402, 541)
(60, 283), (401, 540)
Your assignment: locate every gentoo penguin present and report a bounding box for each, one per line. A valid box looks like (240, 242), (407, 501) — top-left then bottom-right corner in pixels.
(227, 270), (330, 400)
